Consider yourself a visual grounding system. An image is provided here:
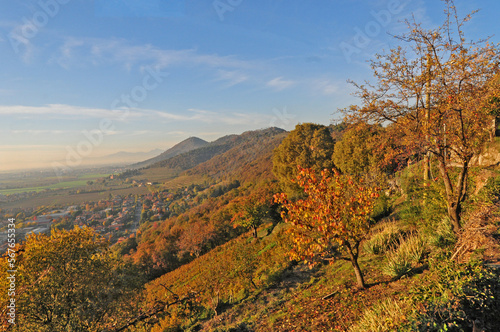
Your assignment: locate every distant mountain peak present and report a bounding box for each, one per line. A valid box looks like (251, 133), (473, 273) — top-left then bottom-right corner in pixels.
(131, 137), (209, 168)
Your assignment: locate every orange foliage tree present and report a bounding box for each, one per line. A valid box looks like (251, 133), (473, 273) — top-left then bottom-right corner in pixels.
(346, 1), (500, 233)
(274, 167), (379, 289)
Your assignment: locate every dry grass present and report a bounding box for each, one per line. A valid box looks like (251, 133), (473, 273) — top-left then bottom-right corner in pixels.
(452, 204), (500, 264)
(349, 298), (412, 332)
(364, 220), (404, 255)
(382, 233), (427, 279)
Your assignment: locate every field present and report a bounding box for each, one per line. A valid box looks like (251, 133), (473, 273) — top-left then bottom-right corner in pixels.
(0, 166), (206, 210)
(0, 172), (112, 195)
(0, 180), (91, 195)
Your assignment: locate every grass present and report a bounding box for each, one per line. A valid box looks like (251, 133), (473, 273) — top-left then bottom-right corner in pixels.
(382, 233), (427, 279)
(364, 221), (405, 255)
(349, 298), (412, 332)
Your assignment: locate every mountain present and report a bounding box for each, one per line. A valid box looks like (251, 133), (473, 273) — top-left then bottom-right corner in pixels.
(132, 137), (209, 168)
(148, 128), (287, 177)
(186, 127), (287, 182)
(89, 149), (163, 165)
(106, 149), (163, 160)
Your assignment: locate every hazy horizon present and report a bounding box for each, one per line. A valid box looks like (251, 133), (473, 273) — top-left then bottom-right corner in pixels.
(2, 0), (500, 173)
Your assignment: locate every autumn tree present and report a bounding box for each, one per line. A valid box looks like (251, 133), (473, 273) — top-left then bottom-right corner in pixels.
(177, 221), (215, 258)
(346, 1), (500, 233)
(273, 123), (337, 197)
(0, 227), (142, 332)
(275, 167), (379, 289)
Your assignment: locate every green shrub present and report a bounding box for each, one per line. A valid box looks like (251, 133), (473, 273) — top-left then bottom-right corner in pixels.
(405, 259), (500, 331)
(371, 194), (393, 222)
(427, 217), (456, 249)
(382, 253), (413, 279)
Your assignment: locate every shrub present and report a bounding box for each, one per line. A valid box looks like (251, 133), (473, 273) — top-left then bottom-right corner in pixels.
(427, 217), (456, 249)
(371, 194), (393, 222)
(405, 260), (500, 331)
(364, 222), (402, 255)
(382, 234), (427, 279)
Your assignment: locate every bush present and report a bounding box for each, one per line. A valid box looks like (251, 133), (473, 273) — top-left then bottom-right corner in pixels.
(382, 234), (427, 279)
(371, 194), (392, 222)
(427, 217), (456, 249)
(364, 222), (403, 255)
(405, 260), (500, 331)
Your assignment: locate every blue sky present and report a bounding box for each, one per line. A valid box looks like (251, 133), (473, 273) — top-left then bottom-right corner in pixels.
(1, 0), (499, 171)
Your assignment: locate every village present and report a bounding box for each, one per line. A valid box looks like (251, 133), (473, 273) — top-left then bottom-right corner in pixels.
(0, 189), (183, 254)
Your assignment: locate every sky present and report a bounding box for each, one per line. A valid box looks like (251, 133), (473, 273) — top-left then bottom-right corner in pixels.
(1, 0), (499, 172)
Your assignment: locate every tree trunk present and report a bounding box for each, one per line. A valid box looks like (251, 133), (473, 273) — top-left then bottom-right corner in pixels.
(345, 242), (365, 289)
(436, 152), (467, 234)
(252, 226), (258, 238)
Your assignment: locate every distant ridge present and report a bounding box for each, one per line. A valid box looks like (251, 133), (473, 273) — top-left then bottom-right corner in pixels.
(187, 127), (287, 182)
(147, 134), (242, 170)
(147, 127), (287, 172)
(131, 137), (209, 168)
(106, 149), (163, 160)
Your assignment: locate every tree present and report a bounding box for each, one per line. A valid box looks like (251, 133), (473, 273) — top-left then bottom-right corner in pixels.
(274, 167), (379, 289)
(273, 123), (337, 197)
(0, 227), (142, 332)
(231, 195), (269, 238)
(332, 123), (386, 177)
(177, 222), (215, 258)
(346, 1), (500, 233)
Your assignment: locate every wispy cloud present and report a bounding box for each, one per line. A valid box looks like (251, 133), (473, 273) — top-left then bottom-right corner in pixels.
(10, 129), (70, 135)
(312, 79), (341, 95)
(266, 76), (296, 91)
(0, 104), (144, 119)
(185, 108), (272, 125)
(0, 103), (273, 131)
(214, 70), (249, 87)
(53, 37), (253, 72)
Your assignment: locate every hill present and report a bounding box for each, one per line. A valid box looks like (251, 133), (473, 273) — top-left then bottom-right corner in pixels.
(99, 148), (163, 164)
(187, 127), (287, 183)
(131, 137), (209, 168)
(147, 127), (286, 175)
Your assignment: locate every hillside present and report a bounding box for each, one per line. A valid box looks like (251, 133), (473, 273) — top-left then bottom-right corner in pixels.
(146, 134), (240, 170)
(148, 128), (286, 174)
(124, 127), (288, 278)
(131, 137), (209, 168)
(186, 127), (287, 182)
(128, 160), (500, 331)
